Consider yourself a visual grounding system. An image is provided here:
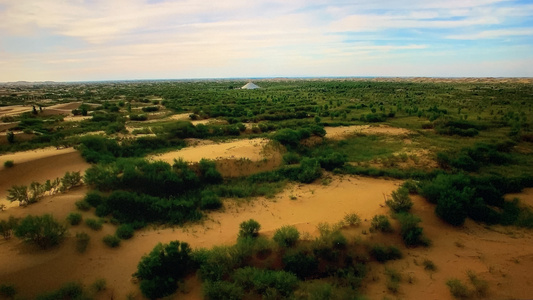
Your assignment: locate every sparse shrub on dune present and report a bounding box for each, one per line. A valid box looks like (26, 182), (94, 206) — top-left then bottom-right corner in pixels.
(239, 219), (261, 239)
(370, 215), (393, 233)
(3, 160), (14, 168)
(14, 214), (67, 249)
(66, 212), (82, 225)
(273, 225), (300, 248)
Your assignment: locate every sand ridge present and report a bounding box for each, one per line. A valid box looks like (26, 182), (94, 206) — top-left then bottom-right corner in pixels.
(325, 125), (412, 140)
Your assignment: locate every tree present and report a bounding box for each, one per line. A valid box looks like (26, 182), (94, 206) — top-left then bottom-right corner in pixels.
(14, 214), (67, 248)
(6, 185), (29, 206)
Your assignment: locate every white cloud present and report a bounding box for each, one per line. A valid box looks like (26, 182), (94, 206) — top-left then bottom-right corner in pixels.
(447, 28), (533, 39)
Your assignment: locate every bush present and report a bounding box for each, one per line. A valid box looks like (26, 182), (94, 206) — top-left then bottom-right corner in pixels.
(282, 152), (300, 165)
(369, 244), (402, 262)
(0, 216), (19, 240)
(35, 282), (84, 300)
(75, 232), (90, 253)
(61, 171), (82, 190)
(14, 214), (67, 249)
(239, 219), (261, 238)
(232, 267), (299, 297)
(136, 241), (194, 299)
(66, 212), (82, 225)
(0, 284), (16, 298)
(85, 218), (103, 231)
(84, 191), (104, 207)
(282, 251), (319, 279)
(370, 215), (393, 233)
(423, 259), (437, 271)
(297, 158), (322, 183)
(75, 200), (91, 211)
(116, 224), (134, 240)
(203, 281), (244, 300)
(273, 225), (300, 248)
(199, 190), (222, 210)
(91, 278), (107, 293)
(397, 213), (430, 247)
(103, 235), (121, 248)
(386, 187), (413, 213)
(3, 160), (14, 168)
(446, 278), (471, 299)
(343, 212), (361, 226)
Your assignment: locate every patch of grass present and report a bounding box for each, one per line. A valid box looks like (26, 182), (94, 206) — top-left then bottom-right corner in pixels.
(343, 212), (362, 227)
(369, 244), (403, 263)
(85, 218), (103, 231)
(385, 268), (401, 294)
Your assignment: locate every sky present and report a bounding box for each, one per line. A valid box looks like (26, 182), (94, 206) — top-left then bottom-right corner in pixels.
(0, 0), (532, 82)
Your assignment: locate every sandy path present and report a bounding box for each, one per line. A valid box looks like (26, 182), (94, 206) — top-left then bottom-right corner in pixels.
(151, 138), (270, 163)
(0, 147), (90, 207)
(325, 125), (412, 140)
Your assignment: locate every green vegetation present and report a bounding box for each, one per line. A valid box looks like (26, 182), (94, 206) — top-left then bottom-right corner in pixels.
(66, 212), (82, 225)
(370, 215), (393, 233)
(3, 160), (14, 168)
(14, 214), (67, 249)
(85, 218), (103, 231)
(386, 186), (413, 213)
(75, 232), (90, 253)
(115, 224), (134, 239)
(0, 216), (18, 240)
(238, 219), (261, 239)
(102, 234), (121, 248)
(272, 225), (300, 248)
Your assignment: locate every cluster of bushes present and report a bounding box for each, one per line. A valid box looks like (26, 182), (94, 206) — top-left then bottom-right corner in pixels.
(4, 214), (67, 249)
(135, 220), (373, 299)
(437, 142), (513, 172)
(270, 125), (326, 149)
(6, 171), (82, 206)
(434, 119), (485, 137)
(420, 173), (533, 226)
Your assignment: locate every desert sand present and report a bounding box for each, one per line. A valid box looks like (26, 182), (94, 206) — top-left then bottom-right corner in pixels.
(325, 125), (412, 140)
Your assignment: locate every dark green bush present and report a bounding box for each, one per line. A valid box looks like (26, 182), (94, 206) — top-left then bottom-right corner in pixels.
(14, 214), (67, 249)
(84, 190), (104, 208)
(370, 244), (402, 262)
(3, 160), (14, 168)
(232, 267), (299, 297)
(273, 225), (300, 248)
(386, 187), (413, 213)
(136, 241), (194, 299)
(203, 281), (244, 300)
(102, 235), (120, 248)
(66, 212), (82, 225)
(282, 250), (319, 279)
(282, 152), (300, 165)
(35, 282), (84, 300)
(0, 284), (16, 298)
(297, 158), (322, 183)
(115, 224), (134, 240)
(199, 190), (222, 210)
(397, 213), (430, 247)
(239, 219), (261, 238)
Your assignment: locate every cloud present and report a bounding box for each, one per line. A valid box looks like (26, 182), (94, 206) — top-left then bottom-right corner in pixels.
(447, 28), (533, 39)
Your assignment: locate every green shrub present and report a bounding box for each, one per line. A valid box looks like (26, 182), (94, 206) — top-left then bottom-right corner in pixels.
(0, 216), (19, 240)
(61, 171), (82, 190)
(136, 241), (194, 299)
(14, 214), (67, 249)
(75, 200), (91, 211)
(370, 215), (393, 233)
(115, 224), (134, 240)
(343, 212), (361, 226)
(232, 267), (299, 297)
(103, 235), (120, 248)
(273, 225), (300, 248)
(386, 187), (413, 213)
(282, 251), (318, 279)
(397, 213), (430, 247)
(239, 219), (261, 238)
(203, 281), (244, 300)
(0, 284), (16, 298)
(369, 244), (402, 262)
(199, 190), (222, 210)
(401, 180), (419, 194)
(84, 190), (104, 207)
(283, 152), (300, 165)
(66, 212), (82, 225)
(467, 271), (488, 297)
(85, 218), (103, 231)
(3, 160), (14, 168)
(446, 278), (471, 299)
(75, 232), (90, 253)
(297, 158), (322, 183)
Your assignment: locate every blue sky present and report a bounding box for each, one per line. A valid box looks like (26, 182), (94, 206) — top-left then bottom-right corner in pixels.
(0, 0), (532, 81)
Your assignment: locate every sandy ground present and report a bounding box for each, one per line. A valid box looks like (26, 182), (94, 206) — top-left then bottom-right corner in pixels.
(151, 138), (271, 163)
(325, 125), (412, 140)
(0, 147), (90, 208)
(0, 102), (82, 118)
(0, 176), (530, 299)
